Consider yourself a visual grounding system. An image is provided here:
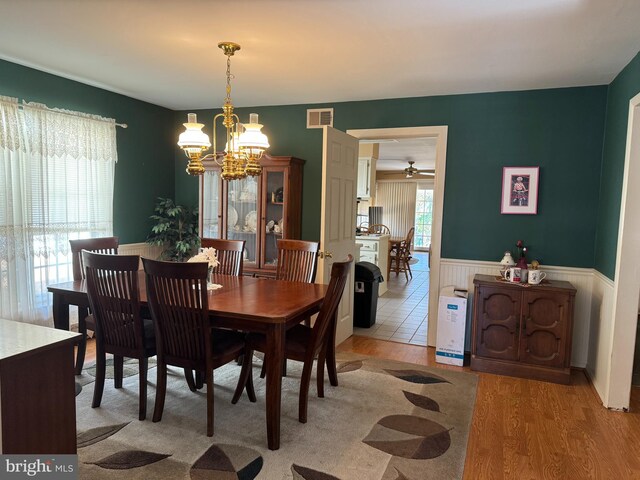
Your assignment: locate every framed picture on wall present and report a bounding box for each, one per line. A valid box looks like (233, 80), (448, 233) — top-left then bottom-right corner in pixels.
(501, 166), (539, 214)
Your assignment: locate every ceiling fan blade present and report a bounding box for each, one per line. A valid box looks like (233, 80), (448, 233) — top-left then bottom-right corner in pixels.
(417, 171), (435, 176)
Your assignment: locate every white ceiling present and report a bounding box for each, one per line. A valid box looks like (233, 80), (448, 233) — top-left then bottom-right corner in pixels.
(373, 138), (437, 171)
(1, 0), (640, 112)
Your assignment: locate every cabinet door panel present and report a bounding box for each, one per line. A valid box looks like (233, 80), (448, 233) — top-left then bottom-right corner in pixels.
(475, 287), (521, 361)
(519, 291), (569, 367)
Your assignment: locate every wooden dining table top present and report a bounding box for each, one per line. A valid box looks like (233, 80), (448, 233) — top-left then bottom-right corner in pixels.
(47, 271), (328, 324)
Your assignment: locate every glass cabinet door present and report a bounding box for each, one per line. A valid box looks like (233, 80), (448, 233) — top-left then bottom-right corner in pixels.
(201, 169), (221, 238)
(225, 176), (259, 269)
(263, 169), (285, 269)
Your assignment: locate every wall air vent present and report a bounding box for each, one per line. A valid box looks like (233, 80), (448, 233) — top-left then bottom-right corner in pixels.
(307, 108), (334, 128)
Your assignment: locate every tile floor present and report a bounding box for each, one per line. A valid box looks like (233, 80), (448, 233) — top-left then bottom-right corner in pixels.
(353, 251), (429, 346)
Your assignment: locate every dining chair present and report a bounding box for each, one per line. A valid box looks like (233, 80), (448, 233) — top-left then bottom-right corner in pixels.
(200, 238), (245, 276)
(275, 239), (320, 283)
(256, 239), (320, 378)
(83, 251), (154, 420)
(69, 236), (119, 375)
(233, 255), (353, 424)
(142, 257), (256, 437)
(367, 224), (391, 235)
(390, 227), (415, 280)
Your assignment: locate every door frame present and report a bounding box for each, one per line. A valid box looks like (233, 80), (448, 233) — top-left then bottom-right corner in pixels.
(608, 92), (640, 409)
(346, 125), (448, 347)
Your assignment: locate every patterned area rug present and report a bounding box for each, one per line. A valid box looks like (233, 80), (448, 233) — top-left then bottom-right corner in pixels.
(75, 353), (477, 479)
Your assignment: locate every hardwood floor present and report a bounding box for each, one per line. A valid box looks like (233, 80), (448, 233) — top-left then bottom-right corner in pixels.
(82, 334), (640, 479)
(338, 335), (640, 480)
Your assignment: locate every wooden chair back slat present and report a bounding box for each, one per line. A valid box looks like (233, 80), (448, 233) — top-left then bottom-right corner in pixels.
(70, 236), (119, 280)
(200, 238), (245, 276)
(276, 239), (320, 283)
(306, 256), (353, 360)
(83, 252), (145, 352)
(142, 258), (211, 369)
(367, 224), (391, 235)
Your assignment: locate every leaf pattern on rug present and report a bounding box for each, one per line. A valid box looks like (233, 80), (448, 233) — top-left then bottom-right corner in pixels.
(337, 360), (362, 373)
(77, 423), (129, 448)
(403, 391), (441, 412)
(392, 467), (411, 480)
(384, 369), (450, 384)
(363, 415), (451, 459)
(291, 464), (342, 480)
(190, 444), (263, 479)
(89, 450), (170, 469)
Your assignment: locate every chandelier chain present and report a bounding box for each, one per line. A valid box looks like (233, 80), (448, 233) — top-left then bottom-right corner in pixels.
(225, 54), (233, 104)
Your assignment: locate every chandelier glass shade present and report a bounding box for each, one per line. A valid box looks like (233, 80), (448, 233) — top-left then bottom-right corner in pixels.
(177, 42), (270, 180)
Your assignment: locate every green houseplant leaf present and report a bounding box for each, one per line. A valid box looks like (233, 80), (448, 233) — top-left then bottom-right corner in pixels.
(146, 197), (200, 262)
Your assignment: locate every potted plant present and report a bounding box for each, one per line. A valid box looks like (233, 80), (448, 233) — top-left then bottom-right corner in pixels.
(146, 197), (200, 262)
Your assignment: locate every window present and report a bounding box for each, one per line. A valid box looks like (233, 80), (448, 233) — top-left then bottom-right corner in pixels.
(414, 186), (433, 250)
(0, 97), (117, 324)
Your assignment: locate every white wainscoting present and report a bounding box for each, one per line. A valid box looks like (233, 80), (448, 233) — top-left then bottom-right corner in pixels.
(439, 258), (595, 369)
(119, 242), (163, 267)
(586, 270), (616, 407)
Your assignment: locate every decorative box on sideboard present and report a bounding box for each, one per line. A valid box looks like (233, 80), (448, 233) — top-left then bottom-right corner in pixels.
(470, 274), (576, 384)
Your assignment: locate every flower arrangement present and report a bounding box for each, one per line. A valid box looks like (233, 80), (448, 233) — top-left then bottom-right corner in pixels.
(187, 247), (219, 269)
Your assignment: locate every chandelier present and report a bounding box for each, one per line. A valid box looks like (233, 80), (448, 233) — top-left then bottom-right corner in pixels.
(177, 42), (270, 179)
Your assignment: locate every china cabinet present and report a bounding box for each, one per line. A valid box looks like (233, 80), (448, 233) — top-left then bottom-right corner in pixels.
(200, 155), (304, 276)
(470, 274), (576, 384)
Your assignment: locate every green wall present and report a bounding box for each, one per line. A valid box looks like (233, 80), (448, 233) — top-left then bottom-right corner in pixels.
(594, 51), (640, 279)
(176, 86), (607, 268)
(0, 59), (175, 243)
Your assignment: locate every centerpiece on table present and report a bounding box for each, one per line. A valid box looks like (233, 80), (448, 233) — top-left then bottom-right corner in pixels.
(187, 247), (222, 290)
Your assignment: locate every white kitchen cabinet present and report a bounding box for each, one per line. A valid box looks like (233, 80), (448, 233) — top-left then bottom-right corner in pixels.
(355, 234), (389, 295)
(357, 157), (371, 198)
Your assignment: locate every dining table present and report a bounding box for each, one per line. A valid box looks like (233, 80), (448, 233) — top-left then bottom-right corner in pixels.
(47, 272), (328, 451)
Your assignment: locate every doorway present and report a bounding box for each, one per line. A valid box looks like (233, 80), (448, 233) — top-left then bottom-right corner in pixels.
(346, 126), (448, 347)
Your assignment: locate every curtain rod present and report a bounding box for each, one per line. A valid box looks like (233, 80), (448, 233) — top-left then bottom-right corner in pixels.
(12, 101), (128, 128)
(19, 103), (128, 129)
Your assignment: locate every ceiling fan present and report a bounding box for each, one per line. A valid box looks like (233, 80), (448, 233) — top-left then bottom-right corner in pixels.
(404, 161), (435, 178)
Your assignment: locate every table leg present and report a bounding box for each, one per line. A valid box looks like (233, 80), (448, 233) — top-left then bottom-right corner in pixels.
(52, 293), (70, 331)
(265, 323), (285, 450)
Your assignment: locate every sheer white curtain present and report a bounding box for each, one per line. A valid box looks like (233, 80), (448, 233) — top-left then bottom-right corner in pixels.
(0, 96), (117, 325)
(375, 181), (417, 238)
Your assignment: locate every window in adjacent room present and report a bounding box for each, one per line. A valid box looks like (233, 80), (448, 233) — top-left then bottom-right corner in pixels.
(414, 185), (433, 251)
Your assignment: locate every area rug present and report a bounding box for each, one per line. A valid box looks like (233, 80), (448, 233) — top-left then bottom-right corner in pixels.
(75, 353), (477, 479)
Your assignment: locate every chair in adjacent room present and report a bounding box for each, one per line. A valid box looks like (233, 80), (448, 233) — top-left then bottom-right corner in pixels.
(142, 257), (255, 437)
(83, 251), (155, 420)
(69, 236), (119, 374)
(200, 238), (245, 276)
(390, 227), (415, 280)
(367, 224), (391, 235)
(233, 255), (353, 424)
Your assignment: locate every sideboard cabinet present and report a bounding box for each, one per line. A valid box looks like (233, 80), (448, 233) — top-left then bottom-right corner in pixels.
(200, 155), (304, 277)
(470, 274), (576, 384)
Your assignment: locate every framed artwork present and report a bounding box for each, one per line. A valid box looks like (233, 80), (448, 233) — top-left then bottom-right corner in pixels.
(501, 166), (539, 214)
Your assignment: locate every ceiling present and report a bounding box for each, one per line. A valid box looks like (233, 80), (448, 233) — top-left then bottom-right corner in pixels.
(1, 0), (640, 112)
(2, 1), (639, 172)
(372, 138), (437, 171)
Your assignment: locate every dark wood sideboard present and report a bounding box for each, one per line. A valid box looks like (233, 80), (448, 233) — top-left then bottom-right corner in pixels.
(471, 274), (576, 384)
(0, 319), (80, 453)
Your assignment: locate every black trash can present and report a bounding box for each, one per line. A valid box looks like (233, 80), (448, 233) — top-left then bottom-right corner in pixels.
(354, 261), (384, 328)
